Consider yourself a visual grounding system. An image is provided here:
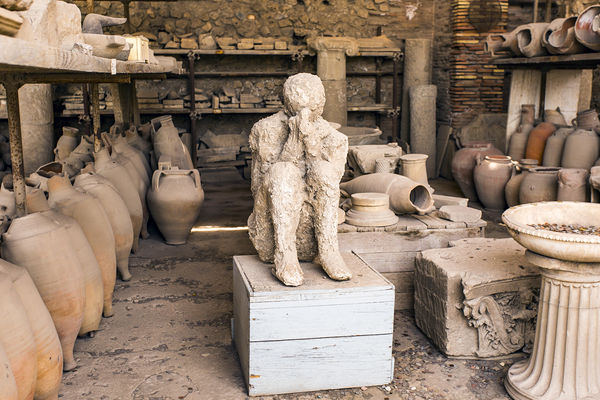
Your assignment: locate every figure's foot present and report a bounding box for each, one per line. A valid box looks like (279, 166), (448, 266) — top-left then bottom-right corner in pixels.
(314, 251), (352, 281)
(272, 258), (304, 286)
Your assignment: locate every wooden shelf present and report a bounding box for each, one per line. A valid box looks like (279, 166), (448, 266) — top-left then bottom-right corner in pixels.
(493, 52), (600, 69)
(153, 49), (310, 56)
(57, 105), (392, 118)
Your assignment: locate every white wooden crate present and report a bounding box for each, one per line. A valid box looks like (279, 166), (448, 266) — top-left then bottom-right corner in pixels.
(233, 253), (395, 396)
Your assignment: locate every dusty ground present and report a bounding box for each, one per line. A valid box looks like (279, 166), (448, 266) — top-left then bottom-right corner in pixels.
(60, 169), (517, 400)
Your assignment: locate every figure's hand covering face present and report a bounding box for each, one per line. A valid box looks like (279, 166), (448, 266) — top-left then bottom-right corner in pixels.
(283, 73), (326, 120)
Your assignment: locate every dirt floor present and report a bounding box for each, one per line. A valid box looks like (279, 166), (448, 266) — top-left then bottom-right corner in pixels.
(60, 168), (517, 400)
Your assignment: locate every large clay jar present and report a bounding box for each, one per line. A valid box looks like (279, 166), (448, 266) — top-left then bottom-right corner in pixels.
(575, 5), (600, 51)
(2, 212), (84, 372)
(516, 22), (550, 57)
(473, 155), (514, 210)
(451, 141), (503, 202)
(152, 115), (194, 170)
(147, 166), (205, 245)
(68, 134), (94, 165)
(54, 127), (79, 162)
(542, 127), (573, 167)
(339, 173), (434, 214)
(505, 159), (538, 207)
(125, 126), (152, 163)
(557, 168), (589, 202)
(508, 121), (534, 162)
(94, 148), (143, 252)
(485, 28), (523, 57)
(543, 17), (586, 55)
(399, 154), (429, 186)
(524, 122), (556, 165)
(519, 167), (559, 204)
(27, 189), (104, 335)
(561, 128), (600, 170)
(47, 176), (116, 319)
(0, 273), (37, 400)
(112, 135), (151, 180)
(574, 108), (600, 131)
(74, 172), (134, 281)
(0, 259), (62, 400)
(0, 183), (16, 219)
(0, 343), (18, 400)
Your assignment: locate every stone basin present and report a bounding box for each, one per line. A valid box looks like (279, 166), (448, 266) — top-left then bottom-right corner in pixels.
(337, 126), (383, 145)
(502, 201), (600, 262)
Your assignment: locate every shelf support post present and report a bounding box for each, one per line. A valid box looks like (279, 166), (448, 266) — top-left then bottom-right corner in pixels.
(188, 51), (198, 167)
(90, 83), (102, 152)
(4, 79), (26, 217)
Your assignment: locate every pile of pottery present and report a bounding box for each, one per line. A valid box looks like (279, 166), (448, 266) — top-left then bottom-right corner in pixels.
(452, 106), (600, 210)
(339, 153), (435, 226)
(486, 5), (600, 57)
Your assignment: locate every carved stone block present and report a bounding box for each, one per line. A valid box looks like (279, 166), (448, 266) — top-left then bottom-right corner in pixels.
(414, 238), (540, 358)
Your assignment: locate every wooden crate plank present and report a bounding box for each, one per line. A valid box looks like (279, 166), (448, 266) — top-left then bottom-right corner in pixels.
(248, 335), (393, 396)
(414, 214), (447, 229)
(544, 69), (592, 125)
(395, 215), (428, 231)
(505, 70), (542, 153)
(249, 295), (394, 341)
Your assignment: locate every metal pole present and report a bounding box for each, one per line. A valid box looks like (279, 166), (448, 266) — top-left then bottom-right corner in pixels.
(375, 57), (382, 132)
(5, 81), (26, 216)
(533, 0), (539, 22)
(122, 0), (132, 34)
(90, 83), (102, 152)
(188, 51), (198, 167)
(82, 83), (92, 136)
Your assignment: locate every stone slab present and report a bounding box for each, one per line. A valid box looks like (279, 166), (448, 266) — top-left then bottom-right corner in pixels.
(438, 205), (482, 223)
(233, 253), (394, 396)
(432, 193), (468, 208)
(414, 238), (540, 359)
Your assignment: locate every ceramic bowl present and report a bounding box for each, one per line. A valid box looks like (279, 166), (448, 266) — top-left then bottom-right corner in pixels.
(502, 201), (600, 262)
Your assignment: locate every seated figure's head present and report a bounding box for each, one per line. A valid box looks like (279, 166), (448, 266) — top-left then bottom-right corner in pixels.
(283, 73), (326, 118)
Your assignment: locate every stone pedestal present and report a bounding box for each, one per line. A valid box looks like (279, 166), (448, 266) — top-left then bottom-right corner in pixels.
(309, 37), (358, 126)
(505, 251), (600, 400)
(345, 193), (398, 227)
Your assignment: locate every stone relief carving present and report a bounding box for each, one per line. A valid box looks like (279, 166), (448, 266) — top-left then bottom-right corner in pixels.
(463, 288), (538, 358)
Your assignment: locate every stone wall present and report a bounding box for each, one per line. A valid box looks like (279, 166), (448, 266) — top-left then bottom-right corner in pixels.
(79, 0), (454, 138)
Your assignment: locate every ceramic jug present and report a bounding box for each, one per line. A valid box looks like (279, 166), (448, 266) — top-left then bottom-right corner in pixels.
(557, 168), (589, 202)
(75, 172), (134, 281)
(485, 26), (524, 57)
(0, 259), (62, 400)
(504, 159), (538, 207)
(2, 212), (85, 372)
(113, 134), (152, 179)
(473, 155), (514, 210)
(152, 116), (194, 170)
(54, 127), (79, 162)
(561, 129), (600, 170)
(47, 175), (116, 319)
(525, 122), (556, 165)
(508, 107), (535, 162)
(542, 127), (572, 167)
(399, 154), (429, 186)
(574, 108), (600, 131)
(451, 142), (503, 202)
(543, 108), (567, 126)
(0, 343), (18, 400)
(147, 165), (205, 245)
(339, 173), (434, 214)
(519, 167), (559, 204)
(542, 17), (585, 55)
(27, 188), (104, 335)
(517, 22), (550, 57)
(0, 272), (36, 400)
(94, 148), (143, 252)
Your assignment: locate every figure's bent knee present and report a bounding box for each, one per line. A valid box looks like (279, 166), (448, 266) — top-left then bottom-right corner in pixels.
(307, 160), (338, 187)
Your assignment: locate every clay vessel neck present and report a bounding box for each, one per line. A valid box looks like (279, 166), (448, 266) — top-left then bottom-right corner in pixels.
(47, 176), (75, 194)
(94, 148), (111, 164)
(576, 109), (600, 130)
(26, 189), (50, 213)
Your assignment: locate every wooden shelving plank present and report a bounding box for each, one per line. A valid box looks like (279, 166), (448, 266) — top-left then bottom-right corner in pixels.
(493, 52), (600, 68)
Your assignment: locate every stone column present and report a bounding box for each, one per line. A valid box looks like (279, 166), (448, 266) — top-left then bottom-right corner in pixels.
(505, 251), (600, 400)
(309, 37), (359, 127)
(401, 38), (432, 145)
(409, 85), (437, 178)
(19, 85), (53, 174)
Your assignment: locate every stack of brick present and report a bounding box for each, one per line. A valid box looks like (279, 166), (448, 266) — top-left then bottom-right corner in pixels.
(450, 0), (508, 129)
